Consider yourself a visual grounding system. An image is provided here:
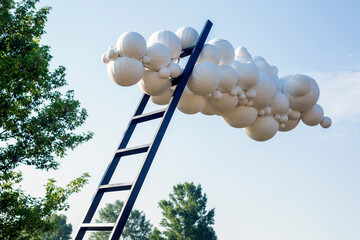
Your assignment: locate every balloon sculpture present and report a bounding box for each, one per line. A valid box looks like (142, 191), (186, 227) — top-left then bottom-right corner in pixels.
(102, 27), (332, 141)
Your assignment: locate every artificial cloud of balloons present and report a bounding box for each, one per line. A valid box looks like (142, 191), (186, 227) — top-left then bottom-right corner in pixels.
(101, 27), (332, 141)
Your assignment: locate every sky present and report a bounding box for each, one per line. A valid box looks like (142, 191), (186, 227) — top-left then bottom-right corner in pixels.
(18, 0), (360, 239)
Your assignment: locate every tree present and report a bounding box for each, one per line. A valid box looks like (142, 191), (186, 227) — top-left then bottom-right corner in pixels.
(41, 214), (72, 240)
(90, 200), (153, 240)
(150, 182), (217, 240)
(0, 0), (93, 239)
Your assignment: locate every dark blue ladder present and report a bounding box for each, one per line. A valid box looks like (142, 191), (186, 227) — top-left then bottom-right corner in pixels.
(74, 20), (213, 240)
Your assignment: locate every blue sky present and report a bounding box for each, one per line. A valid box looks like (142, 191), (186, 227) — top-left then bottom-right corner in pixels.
(20, 0), (360, 239)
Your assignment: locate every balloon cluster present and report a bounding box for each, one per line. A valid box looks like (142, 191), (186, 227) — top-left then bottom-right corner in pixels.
(102, 27), (332, 141)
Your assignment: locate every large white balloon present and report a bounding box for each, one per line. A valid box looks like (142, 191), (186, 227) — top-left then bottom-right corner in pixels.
(150, 88), (174, 105)
(175, 27), (199, 49)
(233, 61), (260, 90)
(148, 30), (182, 60)
(245, 115), (279, 141)
(188, 61), (220, 96)
(271, 92), (290, 115)
(208, 39), (235, 65)
(201, 99), (221, 116)
(222, 106), (258, 128)
(116, 32), (146, 60)
(283, 74), (320, 111)
(218, 65), (238, 92)
(145, 43), (172, 71)
(138, 70), (171, 96)
(177, 87), (205, 114)
(209, 93), (238, 112)
(251, 72), (277, 109)
(107, 57), (144, 87)
(301, 104), (324, 126)
(197, 44), (221, 65)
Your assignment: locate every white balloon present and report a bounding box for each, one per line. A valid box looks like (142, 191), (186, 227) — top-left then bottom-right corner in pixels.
(218, 65), (238, 92)
(177, 87), (205, 114)
(107, 57), (144, 87)
(320, 116), (332, 128)
(159, 67), (171, 79)
(279, 118), (300, 132)
(211, 90), (223, 101)
(271, 92), (290, 115)
(168, 63), (182, 78)
(208, 39), (235, 65)
(201, 99), (221, 116)
(188, 61), (220, 96)
(197, 44), (221, 65)
(245, 115), (279, 141)
(101, 52), (110, 64)
(150, 88), (174, 105)
(235, 46), (253, 63)
(138, 70), (171, 96)
(148, 30), (182, 60)
(233, 61), (260, 90)
(209, 93), (238, 112)
(175, 27), (199, 49)
(116, 32), (146, 60)
(141, 56), (151, 64)
(284, 74), (320, 111)
(145, 43), (172, 71)
(301, 104), (324, 126)
(289, 110), (301, 120)
(106, 47), (118, 61)
(222, 105), (258, 128)
(251, 72), (277, 109)
(245, 88), (256, 99)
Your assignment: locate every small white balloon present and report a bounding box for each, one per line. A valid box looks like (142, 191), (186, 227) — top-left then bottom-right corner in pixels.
(289, 110), (301, 120)
(245, 88), (256, 99)
(146, 43), (172, 71)
(168, 63), (182, 78)
(141, 56), (151, 64)
(208, 39), (235, 65)
(320, 116), (332, 128)
(138, 70), (171, 96)
(211, 90), (223, 101)
(175, 27), (199, 49)
(239, 92), (246, 100)
(197, 44), (221, 65)
(106, 48), (118, 61)
(188, 61), (220, 96)
(116, 32), (147, 60)
(264, 106), (272, 115)
(271, 92), (290, 115)
(301, 104), (324, 126)
(102, 52), (110, 64)
(148, 30), (182, 60)
(229, 88), (237, 96)
(258, 109), (265, 116)
(159, 67), (171, 79)
(107, 57), (144, 87)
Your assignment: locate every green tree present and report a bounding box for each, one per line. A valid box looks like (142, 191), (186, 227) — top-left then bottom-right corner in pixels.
(41, 214), (72, 240)
(90, 200), (153, 240)
(150, 182), (217, 240)
(0, 0), (93, 239)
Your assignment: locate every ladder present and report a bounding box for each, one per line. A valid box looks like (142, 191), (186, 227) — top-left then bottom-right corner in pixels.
(74, 20), (213, 240)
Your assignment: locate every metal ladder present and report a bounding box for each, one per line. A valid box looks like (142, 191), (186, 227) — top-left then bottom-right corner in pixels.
(74, 20), (213, 240)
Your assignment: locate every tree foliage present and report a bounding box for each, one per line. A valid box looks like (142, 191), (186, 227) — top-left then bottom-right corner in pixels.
(151, 182), (217, 240)
(41, 214), (72, 240)
(90, 200), (153, 240)
(0, 0), (93, 239)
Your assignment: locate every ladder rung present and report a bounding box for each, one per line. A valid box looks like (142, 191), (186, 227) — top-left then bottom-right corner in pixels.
(98, 182), (133, 193)
(132, 108), (166, 123)
(80, 223), (115, 231)
(115, 144), (150, 157)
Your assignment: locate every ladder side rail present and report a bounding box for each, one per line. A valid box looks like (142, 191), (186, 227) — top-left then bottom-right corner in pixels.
(109, 19), (213, 240)
(74, 94), (150, 240)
